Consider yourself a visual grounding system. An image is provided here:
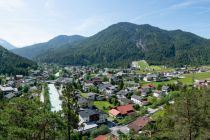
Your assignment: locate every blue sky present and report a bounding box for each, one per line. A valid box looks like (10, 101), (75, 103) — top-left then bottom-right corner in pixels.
(0, 0), (210, 47)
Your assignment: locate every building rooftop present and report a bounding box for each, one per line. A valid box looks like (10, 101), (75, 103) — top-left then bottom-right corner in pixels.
(0, 86), (14, 92)
(128, 116), (151, 132)
(131, 95), (142, 101)
(79, 108), (105, 118)
(115, 104), (134, 115)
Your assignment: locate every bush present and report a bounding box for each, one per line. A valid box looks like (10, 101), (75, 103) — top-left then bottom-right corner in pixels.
(148, 96), (157, 104)
(103, 76), (109, 82)
(22, 85), (29, 93)
(134, 104), (140, 110)
(88, 86), (99, 93)
(90, 125), (110, 139)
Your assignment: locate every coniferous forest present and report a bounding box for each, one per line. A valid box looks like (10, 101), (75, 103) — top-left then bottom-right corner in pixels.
(0, 46), (37, 75)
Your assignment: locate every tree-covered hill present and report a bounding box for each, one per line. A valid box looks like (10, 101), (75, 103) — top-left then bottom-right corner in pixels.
(13, 22), (210, 67)
(0, 39), (16, 50)
(0, 46), (37, 75)
(12, 35), (85, 59)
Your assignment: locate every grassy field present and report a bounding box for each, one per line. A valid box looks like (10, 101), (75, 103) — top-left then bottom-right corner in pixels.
(142, 71), (210, 86)
(151, 65), (173, 72)
(149, 65), (162, 71)
(137, 60), (150, 69)
(93, 101), (114, 113)
(134, 60), (173, 74)
(201, 65), (210, 69)
(151, 109), (166, 121)
(80, 93), (88, 98)
(180, 71), (210, 84)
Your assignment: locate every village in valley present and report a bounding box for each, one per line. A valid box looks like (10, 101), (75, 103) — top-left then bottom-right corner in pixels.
(1, 60), (210, 139)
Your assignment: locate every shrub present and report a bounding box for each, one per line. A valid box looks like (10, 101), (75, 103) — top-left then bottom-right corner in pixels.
(90, 125), (110, 139)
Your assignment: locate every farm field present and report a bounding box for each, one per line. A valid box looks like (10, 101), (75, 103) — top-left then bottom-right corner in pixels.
(142, 71), (210, 86)
(180, 71), (210, 84)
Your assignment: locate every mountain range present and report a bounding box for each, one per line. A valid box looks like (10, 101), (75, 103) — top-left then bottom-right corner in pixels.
(12, 35), (85, 59)
(0, 45), (36, 75)
(12, 22), (210, 67)
(0, 39), (16, 50)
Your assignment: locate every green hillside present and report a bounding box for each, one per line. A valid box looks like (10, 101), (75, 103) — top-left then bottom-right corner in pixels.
(13, 22), (210, 68)
(0, 46), (36, 75)
(12, 35), (85, 59)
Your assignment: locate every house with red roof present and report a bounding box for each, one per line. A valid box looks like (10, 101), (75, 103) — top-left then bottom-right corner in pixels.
(141, 84), (155, 93)
(94, 134), (117, 140)
(109, 104), (134, 118)
(128, 116), (151, 133)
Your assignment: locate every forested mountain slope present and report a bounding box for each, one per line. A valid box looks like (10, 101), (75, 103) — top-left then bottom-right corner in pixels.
(0, 46), (36, 75)
(12, 35), (85, 59)
(36, 22), (210, 67)
(0, 39), (16, 50)
(13, 22), (210, 67)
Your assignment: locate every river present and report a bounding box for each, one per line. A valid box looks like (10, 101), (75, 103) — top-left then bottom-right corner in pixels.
(48, 84), (62, 112)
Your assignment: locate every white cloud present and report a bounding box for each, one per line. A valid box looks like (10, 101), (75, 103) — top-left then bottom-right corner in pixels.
(131, 0), (210, 22)
(0, 0), (25, 12)
(130, 8), (167, 22)
(171, 1), (196, 9)
(170, 0), (209, 9)
(45, 0), (55, 9)
(130, 11), (157, 22)
(73, 16), (106, 35)
(44, 0), (61, 17)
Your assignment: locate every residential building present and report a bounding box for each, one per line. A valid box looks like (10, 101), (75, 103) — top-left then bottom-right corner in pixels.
(161, 86), (170, 94)
(128, 117), (151, 133)
(153, 90), (163, 98)
(87, 92), (97, 100)
(131, 95), (149, 106)
(83, 82), (94, 92)
(0, 86), (18, 96)
(78, 108), (107, 133)
(109, 104), (134, 118)
(94, 134), (117, 140)
(118, 97), (132, 105)
(143, 74), (159, 82)
(79, 108), (107, 124)
(78, 96), (89, 107)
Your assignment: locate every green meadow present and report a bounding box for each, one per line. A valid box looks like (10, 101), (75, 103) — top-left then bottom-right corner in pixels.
(142, 71), (210, 86)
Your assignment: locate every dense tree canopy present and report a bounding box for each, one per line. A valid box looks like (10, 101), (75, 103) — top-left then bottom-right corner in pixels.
(148, 88), (210, 139)
(0, 46), (37, 75)
(0, 97), (66, 139)
(12, 22), (210, 68)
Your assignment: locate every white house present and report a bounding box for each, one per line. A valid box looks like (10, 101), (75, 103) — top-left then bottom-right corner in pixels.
(131, 95), (148, 106)
(153, 90), (163, 98)
(161, 86), (170, 94)
(0, 86), (18, 96)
